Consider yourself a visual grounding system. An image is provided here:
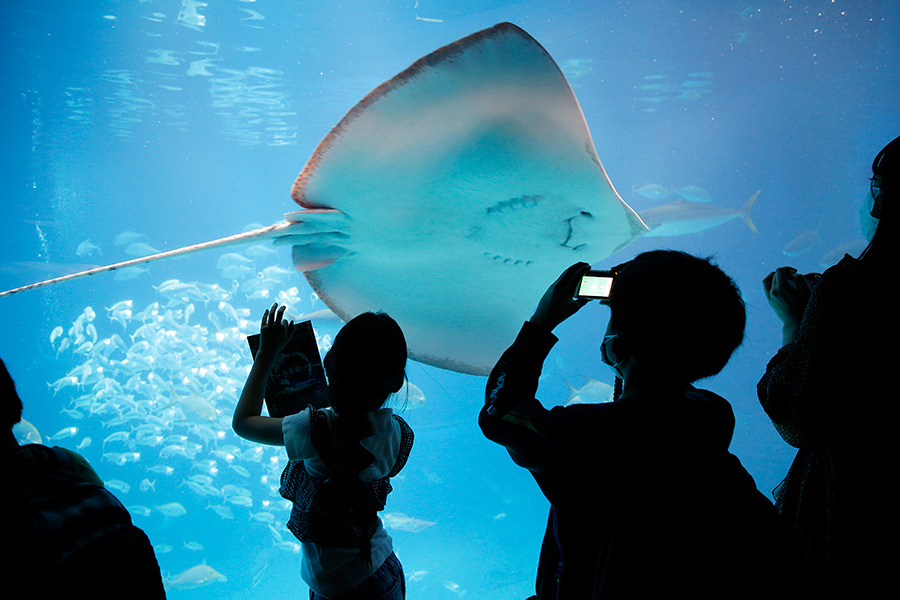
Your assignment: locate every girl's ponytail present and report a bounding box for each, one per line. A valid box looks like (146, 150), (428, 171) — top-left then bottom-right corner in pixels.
(322, 312), (407, 564)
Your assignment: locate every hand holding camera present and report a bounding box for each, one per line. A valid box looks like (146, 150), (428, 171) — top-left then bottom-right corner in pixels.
(762, 267), (821, 345)
(530, 263), (591, 332)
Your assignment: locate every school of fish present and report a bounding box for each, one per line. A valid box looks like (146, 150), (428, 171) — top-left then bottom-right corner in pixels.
(33, 241), (430, 590)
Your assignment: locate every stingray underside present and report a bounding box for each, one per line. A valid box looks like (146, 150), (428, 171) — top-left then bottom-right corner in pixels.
(284, 23), (646, 375)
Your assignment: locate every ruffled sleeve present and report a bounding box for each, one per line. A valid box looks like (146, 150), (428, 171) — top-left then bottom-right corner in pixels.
(282, 408), (315, 461)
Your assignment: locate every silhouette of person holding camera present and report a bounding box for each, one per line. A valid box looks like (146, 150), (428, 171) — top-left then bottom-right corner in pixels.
(481, 250), (786, 599)
(758, 135), (900, 599)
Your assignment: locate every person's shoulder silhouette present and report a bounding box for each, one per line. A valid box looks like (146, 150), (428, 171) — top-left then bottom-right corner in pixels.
(2, 357), (166, 599)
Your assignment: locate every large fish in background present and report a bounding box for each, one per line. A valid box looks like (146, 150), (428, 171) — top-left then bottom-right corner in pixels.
(0, 23), (647, 375)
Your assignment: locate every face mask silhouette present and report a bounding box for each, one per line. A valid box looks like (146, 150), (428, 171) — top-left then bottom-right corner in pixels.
(601, 334), (625, 379)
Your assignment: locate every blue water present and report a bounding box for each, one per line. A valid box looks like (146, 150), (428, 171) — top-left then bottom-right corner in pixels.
(1, 1), (897, 597)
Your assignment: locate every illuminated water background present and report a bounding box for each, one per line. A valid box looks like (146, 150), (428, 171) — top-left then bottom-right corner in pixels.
(1, 1), (897, 597)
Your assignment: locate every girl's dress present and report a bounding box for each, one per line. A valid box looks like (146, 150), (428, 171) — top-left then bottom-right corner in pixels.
(280, 406), (413, 598)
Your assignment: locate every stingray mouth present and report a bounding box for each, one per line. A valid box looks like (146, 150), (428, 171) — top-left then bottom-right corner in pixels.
(479, 215), (588, 267)
(561, 211), (595, 250)
(478, 197), (596, 265)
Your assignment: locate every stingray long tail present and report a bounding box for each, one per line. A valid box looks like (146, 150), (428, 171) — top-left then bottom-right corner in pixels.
(0, 221), (293, 298)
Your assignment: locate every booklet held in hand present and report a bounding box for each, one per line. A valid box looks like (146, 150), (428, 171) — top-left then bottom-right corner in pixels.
(247, 320), (329, 417)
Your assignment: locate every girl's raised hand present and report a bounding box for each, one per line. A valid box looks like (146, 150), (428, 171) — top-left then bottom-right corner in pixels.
(258, 303), (297, 356)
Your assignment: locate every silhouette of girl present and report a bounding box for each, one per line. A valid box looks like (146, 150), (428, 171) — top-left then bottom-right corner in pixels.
(233, 304), (413, 599)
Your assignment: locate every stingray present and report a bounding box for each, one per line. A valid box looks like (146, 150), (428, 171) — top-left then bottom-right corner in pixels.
(0, 23), (647, 375)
